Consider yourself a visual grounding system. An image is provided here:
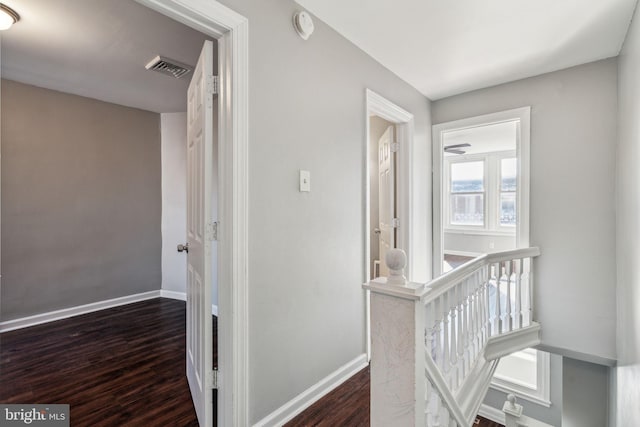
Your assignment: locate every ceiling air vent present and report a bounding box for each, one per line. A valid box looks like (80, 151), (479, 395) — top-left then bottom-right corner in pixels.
(145, 55), (192, 79)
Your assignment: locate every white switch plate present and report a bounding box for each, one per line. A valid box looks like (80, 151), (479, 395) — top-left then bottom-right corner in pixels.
(299, 170), (311, 192)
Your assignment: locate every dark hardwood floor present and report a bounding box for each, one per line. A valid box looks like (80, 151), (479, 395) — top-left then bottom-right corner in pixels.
(0, 298), (204, 426)
(1, 298), (500, 426)
(287, 365), (503, 427)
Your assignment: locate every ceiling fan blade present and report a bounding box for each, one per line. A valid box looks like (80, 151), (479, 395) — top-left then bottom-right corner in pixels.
(444, 143), (471, 150)
(445, 149), (466, 155)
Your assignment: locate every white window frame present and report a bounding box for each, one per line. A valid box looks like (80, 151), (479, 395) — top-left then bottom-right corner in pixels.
(444, 151), (517, 234)
(491, 349), (552, 407)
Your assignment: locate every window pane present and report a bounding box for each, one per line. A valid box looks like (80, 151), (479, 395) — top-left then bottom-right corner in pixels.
(500, 192), (516, 226)
(451, 161), (484, 193)
(501, 158), (517, 191)
(451, 194), (484, 225)
(495, 349), (538, 389)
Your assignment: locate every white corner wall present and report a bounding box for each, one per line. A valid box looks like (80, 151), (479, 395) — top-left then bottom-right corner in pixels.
(432, 58), (618, 363)
(160, 112), (187, 295)
(616, 3), (640, 424)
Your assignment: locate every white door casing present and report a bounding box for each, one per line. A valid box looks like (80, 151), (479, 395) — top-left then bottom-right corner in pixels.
(378, 125), (395, 277)
(187, 40), (215, 427)
(431, 107), (531, 277)
(133, 1), (249, 425)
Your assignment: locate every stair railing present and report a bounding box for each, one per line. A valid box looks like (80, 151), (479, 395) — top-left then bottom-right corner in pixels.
(364, 247), (541, 427)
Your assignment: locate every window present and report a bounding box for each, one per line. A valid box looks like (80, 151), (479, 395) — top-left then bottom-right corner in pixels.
(491, 348), (551, 406)
(450, 161), (484, 226)
(445, 152), (516, 233)
(500, 158), (517, 227)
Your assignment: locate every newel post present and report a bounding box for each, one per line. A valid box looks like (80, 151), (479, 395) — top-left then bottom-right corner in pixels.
(363, 249), (426, 427)
(503, 394), (524, 427)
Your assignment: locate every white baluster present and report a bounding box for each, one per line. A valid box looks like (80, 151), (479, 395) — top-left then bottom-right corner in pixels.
(528, 256), (534, 326)
(463, 279), (472, 372)
(485, 265), (492, 339)
(469, 278), (477, 358)
(514, 258), (522, 330)
(449, 287), (458, 390)
(456, 289), (465, 386)
(505, 260), (513, 332)
(426, 301), (436, 361)
(442, 291), (451, 388)
(434, 296), (443, 371)
(494, 262), (502, 335)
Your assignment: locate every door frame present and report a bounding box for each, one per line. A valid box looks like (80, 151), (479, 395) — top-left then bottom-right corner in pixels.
(136, 1), (249, 425)
(364, 89), (414, 359)
(431, 106), (531, 277)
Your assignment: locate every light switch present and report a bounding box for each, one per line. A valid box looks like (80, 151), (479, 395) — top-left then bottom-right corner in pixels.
(299, 170), (311, 192)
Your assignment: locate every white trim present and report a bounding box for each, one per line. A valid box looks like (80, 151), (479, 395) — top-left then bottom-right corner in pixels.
(253, 354), (368, 427)
(135, 2), (249, 425)
(365, 89), (415, 360)
(443, 249), (483, 258)
(479, 403), (555, 427)
(160, 290), (187, 301)
(432, 107), (531, 277)
(478, 403), (506, 424)
(490, 348), (552, 407)
(0, 291), (161, 333)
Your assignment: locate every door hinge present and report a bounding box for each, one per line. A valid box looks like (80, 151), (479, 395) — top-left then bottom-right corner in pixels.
(207, 369), (218, 390)
(391, 142), (400, 153)
(206, 75), (219, 95)
(392, 218), (400, 228)
(206, 221), (218, 241)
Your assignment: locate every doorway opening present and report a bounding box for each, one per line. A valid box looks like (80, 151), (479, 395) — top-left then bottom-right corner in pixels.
(365, 89), (415, 359)
(1, 1), (248, 425)
(432, 107), (531, 276)
(432, 107), (549, 407)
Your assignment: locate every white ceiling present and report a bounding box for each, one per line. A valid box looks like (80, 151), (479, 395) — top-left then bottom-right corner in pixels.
(296, 0), (638, 100)
(1, 0), (214, 113)
(444, 121), (516, 156)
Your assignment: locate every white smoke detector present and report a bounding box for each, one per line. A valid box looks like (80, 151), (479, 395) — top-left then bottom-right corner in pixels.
(293, 11), (314, 40)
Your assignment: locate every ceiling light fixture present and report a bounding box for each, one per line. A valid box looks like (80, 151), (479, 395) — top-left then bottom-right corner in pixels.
(0, 3), (20, 31)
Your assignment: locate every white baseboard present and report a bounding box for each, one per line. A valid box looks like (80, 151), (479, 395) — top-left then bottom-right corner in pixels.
(479, 404), (506, 424)
(0, 290), (161, 333)
(253, 353), (368, 427)
(479, 404), (554, 427)
(160, 290), (186, 301)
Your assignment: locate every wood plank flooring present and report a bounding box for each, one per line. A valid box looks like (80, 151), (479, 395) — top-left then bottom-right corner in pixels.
(2, 297), (501, 426)
(286, 365), (504, 427)
(0, 298), (203, 426)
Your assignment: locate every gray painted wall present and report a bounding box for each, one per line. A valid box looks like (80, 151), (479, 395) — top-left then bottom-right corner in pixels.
(217, 0), (431, 422)
(483, 353), (563, 426)
(444, 232), (515, 255)
(432, 59), (618, 363)
(562, 357), (610, 427)
(616, 2), (640, 424)
(160, 113), (187, 294)
(1, 79), (161, 321)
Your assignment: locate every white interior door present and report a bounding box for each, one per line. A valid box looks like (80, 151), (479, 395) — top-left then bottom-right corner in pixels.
(186, 40), (215, 427)
(378, 125), (395, 277)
